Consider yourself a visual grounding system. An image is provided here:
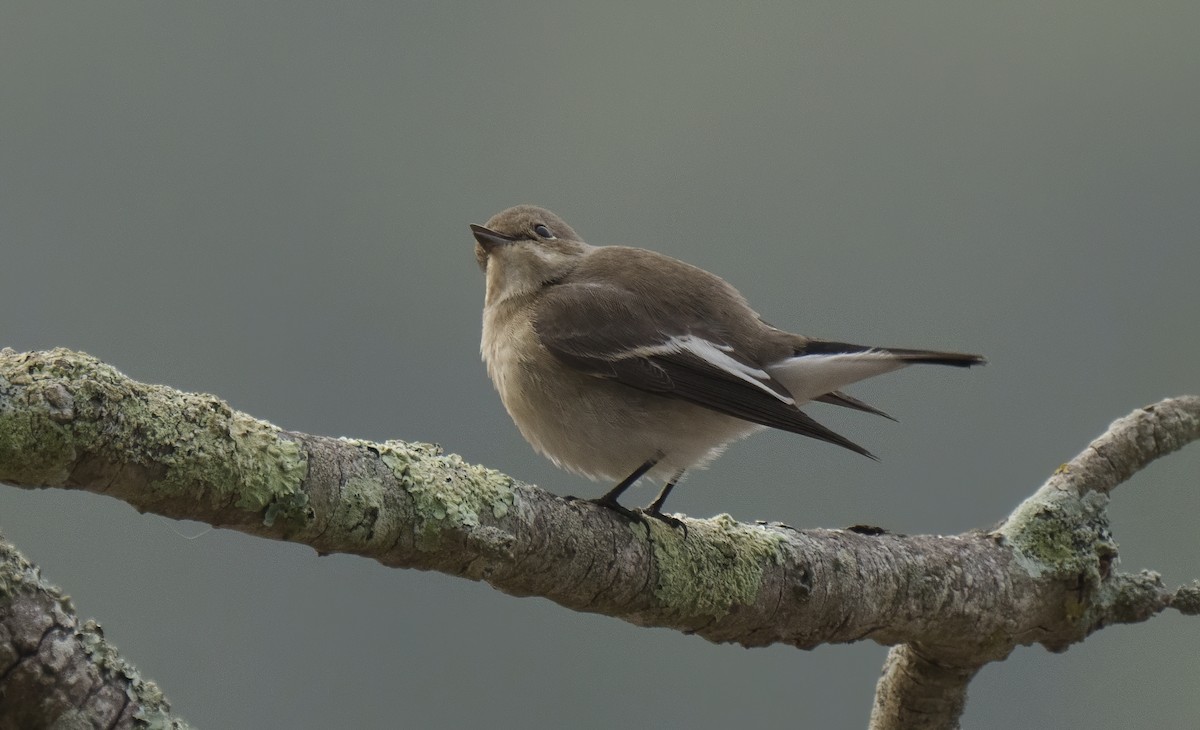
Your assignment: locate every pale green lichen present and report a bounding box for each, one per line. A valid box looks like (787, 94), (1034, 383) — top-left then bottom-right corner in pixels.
(0, 534), (46, 601)
(78, 620), (191, 729)
(375, 440), (514, 551)
(0, 349), (309, 526)
(650, 514), (786, 619)
(336, 475), (392, 541)
(0, 359), (79, 486)
(1001, 489), (1117, 630)
(1001, 490), (1112, 580)
(109, 394), (309, 519)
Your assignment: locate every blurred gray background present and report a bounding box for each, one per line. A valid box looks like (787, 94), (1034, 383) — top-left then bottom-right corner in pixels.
(2, 2), (1198, 728)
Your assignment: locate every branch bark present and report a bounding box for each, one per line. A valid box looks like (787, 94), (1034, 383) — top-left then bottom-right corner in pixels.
(0, 534), (190, 729)
(1, 347), (1196, 728)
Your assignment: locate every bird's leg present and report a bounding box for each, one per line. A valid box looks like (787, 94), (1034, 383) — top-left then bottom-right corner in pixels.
(587, 458), (659, 522)
(643, 470), (687, 533)
(644, 470), (682, 514)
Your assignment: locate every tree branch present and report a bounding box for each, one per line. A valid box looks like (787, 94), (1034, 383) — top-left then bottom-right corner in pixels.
(1, 348), (1197, 727)
(0, 533), (190, 729)
(869, 645), (977, 730)
(867, 395), (1200, 728)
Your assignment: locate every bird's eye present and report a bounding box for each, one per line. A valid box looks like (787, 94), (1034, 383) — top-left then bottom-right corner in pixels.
(533, 223), (555, 239)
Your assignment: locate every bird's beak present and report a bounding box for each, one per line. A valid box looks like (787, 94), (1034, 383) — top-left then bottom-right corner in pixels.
(470, 224), (516, 253)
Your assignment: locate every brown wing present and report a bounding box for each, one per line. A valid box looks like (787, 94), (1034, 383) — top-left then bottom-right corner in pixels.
(532, 280), (875, 459)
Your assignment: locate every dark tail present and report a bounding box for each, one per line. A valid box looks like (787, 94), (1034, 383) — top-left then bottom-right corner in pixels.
(815, 391), (898, 421)
(798, 340), (986, 368)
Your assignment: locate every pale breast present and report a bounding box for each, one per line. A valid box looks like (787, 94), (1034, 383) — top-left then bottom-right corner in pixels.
(481, 299), (537, 403)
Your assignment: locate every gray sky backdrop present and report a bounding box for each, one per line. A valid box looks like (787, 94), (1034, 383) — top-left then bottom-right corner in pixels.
(2, 2), (1198, 728)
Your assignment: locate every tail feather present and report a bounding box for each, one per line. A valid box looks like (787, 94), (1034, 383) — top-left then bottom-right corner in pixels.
(798, 340), (986, 367)
(877, 347), (986, 367)
(815, 391), (897, 421)
(767, 340), (985, 404)
(792, 412), (877, 461)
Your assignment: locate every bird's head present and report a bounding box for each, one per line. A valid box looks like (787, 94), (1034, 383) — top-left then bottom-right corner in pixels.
(471, 205), (589, 306)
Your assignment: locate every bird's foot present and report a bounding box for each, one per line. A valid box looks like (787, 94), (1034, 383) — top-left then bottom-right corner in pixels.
(641, 508), (688, 538)
(578, 496), (688, 538)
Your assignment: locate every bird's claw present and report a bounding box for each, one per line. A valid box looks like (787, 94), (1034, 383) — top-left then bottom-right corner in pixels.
(642, 509), (688, 537)
(585, 498), (688, 538)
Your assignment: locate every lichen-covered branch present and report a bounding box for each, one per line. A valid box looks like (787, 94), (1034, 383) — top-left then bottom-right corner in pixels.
(1, 348), (1197, 728)
(868, 395), (1200, 729)
(0, 534), (190, 729)
(994, 395), (1200, 649)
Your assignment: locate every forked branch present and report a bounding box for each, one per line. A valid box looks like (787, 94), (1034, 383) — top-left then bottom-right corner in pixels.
(0, 348), (1196, 728)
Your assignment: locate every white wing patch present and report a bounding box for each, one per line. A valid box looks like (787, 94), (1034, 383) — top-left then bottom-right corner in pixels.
(765, 350), (909, 404)
(630, 335), (795, 404)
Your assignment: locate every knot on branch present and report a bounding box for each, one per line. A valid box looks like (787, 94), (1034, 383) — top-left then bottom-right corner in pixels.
(990, 396), (1200, 652)
(1171, 581), (1200, 616)
(998, 489), (1114, 583)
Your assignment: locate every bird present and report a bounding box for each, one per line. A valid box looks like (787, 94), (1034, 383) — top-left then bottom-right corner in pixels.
(470, 204), (983, 525)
